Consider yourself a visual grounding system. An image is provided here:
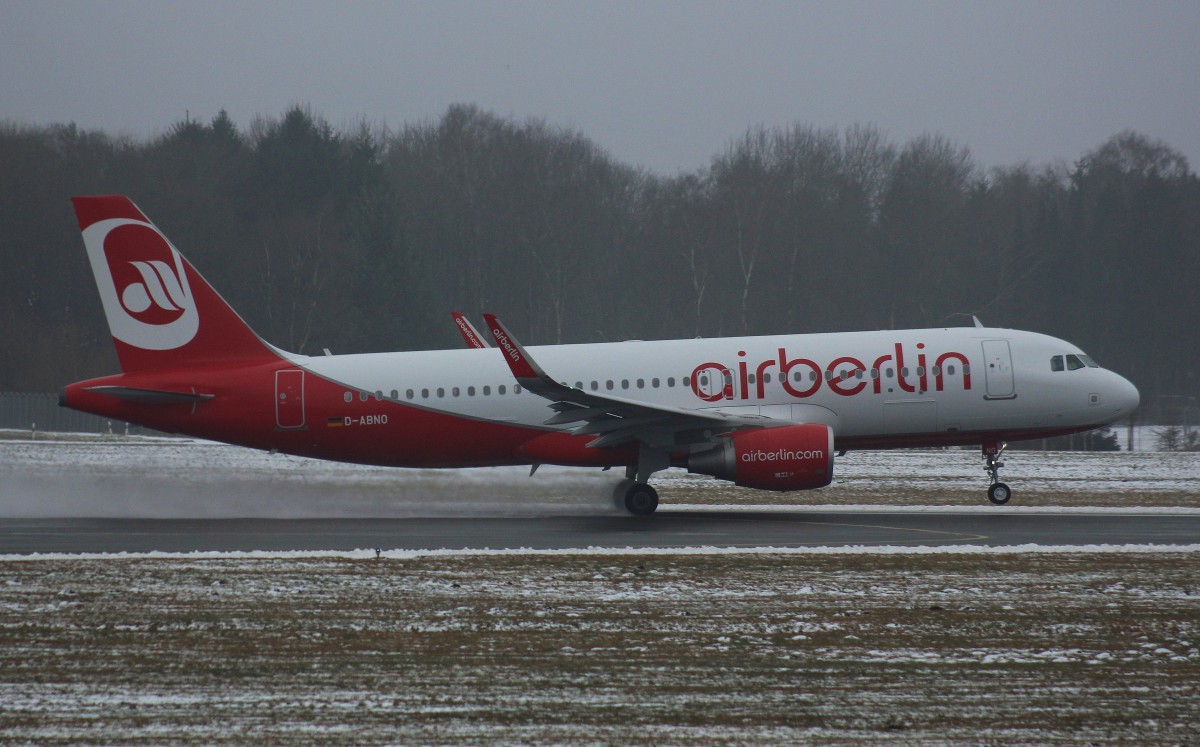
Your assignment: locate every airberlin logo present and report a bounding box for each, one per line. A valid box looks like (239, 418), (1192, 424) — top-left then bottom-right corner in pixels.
(691, 343), (973, 402)
(490, 328), (524, 365)
(742, 448), (824, 462)
(120, 260), (189, 322)
(81, 218), (199, 351)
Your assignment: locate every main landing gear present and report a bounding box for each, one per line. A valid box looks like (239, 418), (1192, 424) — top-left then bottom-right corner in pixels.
(983, 442), (1012, 505)
(615, 479), (660, 516)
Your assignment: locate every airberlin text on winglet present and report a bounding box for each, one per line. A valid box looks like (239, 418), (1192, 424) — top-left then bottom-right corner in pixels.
(690, 342), (972, 402)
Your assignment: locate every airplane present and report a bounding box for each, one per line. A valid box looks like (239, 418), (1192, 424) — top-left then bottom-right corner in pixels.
(60, 195), (1140, 515)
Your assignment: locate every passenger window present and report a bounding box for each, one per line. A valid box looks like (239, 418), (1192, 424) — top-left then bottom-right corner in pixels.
(343, 392), (353, 403)
(359, 392), (369, 402)
(436, 388), (445, 398)
(870, 368), (879, 379)
(575, 381), (583, 389)
(390, 390), (398, 400)
(483, 386), (491, 396)
(637, 379), (644, 388)
(467, 386), (475, 396)
(1051, 355), (1064, 372)
(452, 387), (460, 397)
(606, 380), (614, 391)
(499, 385), (507, 395)
(621, 380), (629, 390)
(748, 374), (756, 384)
(652, 378), (660, 388)
(682, 376), (690, 387)
(1066, 354), (1085, 371)
(406, 389), (414, 399)
(514, 384), (522, 394)
(946, 365), (955, 376)
(590, 381), (598, 391)
(421, 388), (429, 398)
(667, 377), (676, 387)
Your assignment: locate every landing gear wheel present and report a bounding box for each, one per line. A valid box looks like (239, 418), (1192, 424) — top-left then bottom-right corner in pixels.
(982, 442), (1013, 506)
(987, 482), (1012, 505)
(623, 482), (659, 516)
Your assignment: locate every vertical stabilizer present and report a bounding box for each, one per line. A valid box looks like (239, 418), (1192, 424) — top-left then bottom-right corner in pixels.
(72, 195), (282, 372)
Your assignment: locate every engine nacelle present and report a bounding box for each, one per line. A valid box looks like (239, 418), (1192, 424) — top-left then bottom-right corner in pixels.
(688, 424), (835, 491)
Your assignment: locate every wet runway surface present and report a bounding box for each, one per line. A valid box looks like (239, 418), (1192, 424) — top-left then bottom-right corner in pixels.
(2, 511), (1198, 554)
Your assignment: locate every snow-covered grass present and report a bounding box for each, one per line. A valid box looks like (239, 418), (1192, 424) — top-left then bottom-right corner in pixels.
(2, 439), (1198, 744)
(1, 436), (1196, 518)
(1, 552), (1197, 745)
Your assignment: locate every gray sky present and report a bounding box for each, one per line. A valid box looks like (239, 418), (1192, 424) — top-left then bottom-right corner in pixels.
(3, 0), (1198, 174)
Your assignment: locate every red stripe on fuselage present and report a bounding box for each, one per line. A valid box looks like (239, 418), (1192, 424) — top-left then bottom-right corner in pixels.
(62, 362), (549, 468)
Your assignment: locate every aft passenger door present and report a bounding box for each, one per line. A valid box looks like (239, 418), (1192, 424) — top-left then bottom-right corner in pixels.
(981, 340), (1016, 400)
(275, 369), (306, 429)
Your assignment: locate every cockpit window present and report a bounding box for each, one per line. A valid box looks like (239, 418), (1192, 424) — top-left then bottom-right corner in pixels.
(1078, 354), (1099, 368)
(1050, 355), (1064, 372)
(1065, 354), (1086, 371)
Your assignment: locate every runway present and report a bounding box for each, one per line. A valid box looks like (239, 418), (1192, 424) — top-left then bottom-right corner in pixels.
(3, 509), (1198, 554)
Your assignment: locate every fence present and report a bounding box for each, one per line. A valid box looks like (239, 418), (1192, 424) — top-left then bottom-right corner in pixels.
(0, 392), (160, 436)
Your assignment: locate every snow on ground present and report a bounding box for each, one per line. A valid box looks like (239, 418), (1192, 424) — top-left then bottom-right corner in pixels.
(1, 436), (1197, 518)
(2, 436), (1198, 745)
(1, 552), (1197, 745)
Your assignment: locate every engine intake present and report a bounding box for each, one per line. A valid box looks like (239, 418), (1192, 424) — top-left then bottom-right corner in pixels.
(688, 424), (835, 491)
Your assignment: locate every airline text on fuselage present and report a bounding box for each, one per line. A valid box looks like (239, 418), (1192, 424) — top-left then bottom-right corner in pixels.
(690, 343), (972, 402)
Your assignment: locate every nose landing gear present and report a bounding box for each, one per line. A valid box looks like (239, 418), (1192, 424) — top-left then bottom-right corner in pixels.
(983, 442), (1012, 505)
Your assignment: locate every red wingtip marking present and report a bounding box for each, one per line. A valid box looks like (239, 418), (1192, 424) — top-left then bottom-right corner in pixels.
(451, 312), (488, 349)
(482, 314), (538, 380)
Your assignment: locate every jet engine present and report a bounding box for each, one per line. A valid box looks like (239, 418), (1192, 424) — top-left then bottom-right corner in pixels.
(688, 423), (835, 491)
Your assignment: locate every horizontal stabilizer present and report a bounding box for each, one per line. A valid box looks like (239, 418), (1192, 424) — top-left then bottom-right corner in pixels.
(84, 386), (215, 405)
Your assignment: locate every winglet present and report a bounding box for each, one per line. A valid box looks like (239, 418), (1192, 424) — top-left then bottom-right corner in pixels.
(451, 312), (490, 349)
(481, 314), (543, 382)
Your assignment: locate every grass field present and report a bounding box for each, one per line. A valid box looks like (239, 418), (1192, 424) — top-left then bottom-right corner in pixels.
(2, 551), (1198, 745)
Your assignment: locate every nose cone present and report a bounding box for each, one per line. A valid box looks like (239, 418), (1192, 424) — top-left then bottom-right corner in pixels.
(1110, 373), (1140, 420)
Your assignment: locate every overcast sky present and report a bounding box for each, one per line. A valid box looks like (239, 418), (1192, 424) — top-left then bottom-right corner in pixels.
(3, 0), (1198, 174)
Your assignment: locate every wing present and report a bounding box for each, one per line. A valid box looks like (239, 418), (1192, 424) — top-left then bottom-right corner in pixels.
(481, 314), (778, 450)
(451, 312), (491, 348)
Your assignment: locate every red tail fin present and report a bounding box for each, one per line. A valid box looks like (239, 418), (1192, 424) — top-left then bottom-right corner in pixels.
(72, 195), (282, 373)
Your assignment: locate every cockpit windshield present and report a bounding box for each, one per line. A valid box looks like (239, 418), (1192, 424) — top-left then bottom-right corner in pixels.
(1051, 353), (1100, 372)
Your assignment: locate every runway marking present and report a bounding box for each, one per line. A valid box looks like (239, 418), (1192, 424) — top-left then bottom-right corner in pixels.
(663, 504), (1200, 515)
(798, 519), (988, 546)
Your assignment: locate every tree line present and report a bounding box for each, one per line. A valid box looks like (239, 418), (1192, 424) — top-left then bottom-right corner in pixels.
(1, 105), (1196, 419)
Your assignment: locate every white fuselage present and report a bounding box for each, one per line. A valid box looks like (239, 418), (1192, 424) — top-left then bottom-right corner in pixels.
(292, 326), (1138, 450)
